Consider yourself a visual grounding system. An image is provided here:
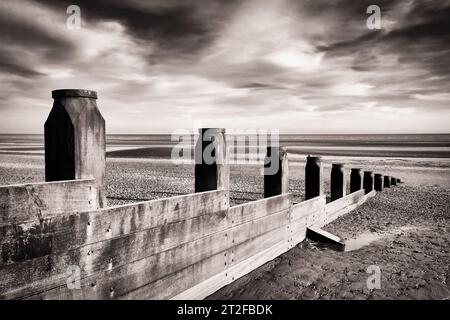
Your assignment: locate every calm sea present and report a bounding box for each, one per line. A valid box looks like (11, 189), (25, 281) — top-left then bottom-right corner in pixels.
(0, 133), (449, 158)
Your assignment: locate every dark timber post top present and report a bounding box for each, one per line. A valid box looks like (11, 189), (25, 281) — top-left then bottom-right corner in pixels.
(330, 163), (346, 201)
(363, 171), (374, 194)
(305, 155), (323, 200)
(45, 89), (106, 208)
(264, 146), (288, 198)
(384, 175), (391, 188)
(390, 177), (397, 186)
(374, 173), (384, 191)
(350, 168), (363, 193)
(195, 128), (229, 193)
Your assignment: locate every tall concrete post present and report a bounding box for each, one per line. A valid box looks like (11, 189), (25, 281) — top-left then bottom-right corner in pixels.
(350, 168), (363, 193)
(45, 89), (106, 207)
(195, 128), (229, 192)
(384, 175), (391, 188)
(264, 146), (288, 198)
(330, 163), (346, 201)
(374, 174), (384, 191)
(363, 171), (374, 194)
(391, 177), (397, 186)
(305, 156), (323, 200)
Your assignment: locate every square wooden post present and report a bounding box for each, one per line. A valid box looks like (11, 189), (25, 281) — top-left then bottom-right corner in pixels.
(374, 173), (384, 191)
(45, 89), (106, 208)
(331, 163), (346, 201)
(264, 146), (288, 198)
(194, 128), (229, 192)
(363, 171), (374, 194)
(350, 168), (363, 193)
(305, 156), (323, 200)
(384, 175), (391, 188)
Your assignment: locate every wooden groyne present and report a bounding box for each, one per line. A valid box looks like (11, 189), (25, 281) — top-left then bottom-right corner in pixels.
(0, 90), (399, 300)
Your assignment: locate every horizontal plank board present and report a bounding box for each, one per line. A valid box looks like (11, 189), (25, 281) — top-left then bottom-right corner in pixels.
(0, 179), (98, 225)
(1, 194), (290, 298)
(120, 242), (229, 300)
(172, 189), (376, 300)
(227, 194), (291, 226)
(318, 190), (372, 227)
(1, 180), (380, 300)
(325, 190), (365, 215)
(173, 238), (291, 300)
(20, 208), (289, 300)
(0, 207), (229, 298)
(124, 220), (292, 300)
(226, 220), (290, 269)
(291, 195), (326, 222)
(364, 190), (377, 201)
(0, 190), (228, 266)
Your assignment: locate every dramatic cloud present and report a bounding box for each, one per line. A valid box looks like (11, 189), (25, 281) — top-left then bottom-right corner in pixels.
(0, 0), (449, 133)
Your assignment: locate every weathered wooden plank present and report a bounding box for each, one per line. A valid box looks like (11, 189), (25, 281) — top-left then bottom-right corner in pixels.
(116, 199), (292, 300)
(0, 190), (229, 266)
(121, 243), (229, 300)
(0, 207), (228, 298)
(291, 195), (326, 222)
(19, 207), (289, 300)
(325, 190), (365, 216)
(302, 206), (326, 228)
(314, 189), (372, 227)
(1, 180), (379, 300)
(0, 192), (286, 298)
(291, 220), (308, 246)
(123, 218), (292, 300)
(227, 194), (291, 226)
(172, 238), (291, 300)
(172, 188), (374, 300)
(1, 192), (286, 299)
(364, 190), (376, 201)
(0, 179), (98, 225)
(226, 218), (290, 269)
(306, 226), (345, 251)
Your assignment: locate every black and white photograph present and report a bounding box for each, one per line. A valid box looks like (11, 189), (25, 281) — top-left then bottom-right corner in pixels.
(0, 0), (449, 307)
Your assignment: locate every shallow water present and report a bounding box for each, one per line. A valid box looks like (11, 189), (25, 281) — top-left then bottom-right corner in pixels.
(344, 226), (425, 251)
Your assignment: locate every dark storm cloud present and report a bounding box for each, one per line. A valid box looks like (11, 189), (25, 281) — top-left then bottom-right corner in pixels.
(0, 9), (75, 61)
(317, 0), (450, 75)
(236, 83), (286, 90)
(33, 0), (241, 57)
(0, 60), (44, 77)
(0, 45), (44, 77)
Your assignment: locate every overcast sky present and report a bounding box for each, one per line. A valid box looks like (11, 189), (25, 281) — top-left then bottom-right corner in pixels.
(0, 0), (449, 133)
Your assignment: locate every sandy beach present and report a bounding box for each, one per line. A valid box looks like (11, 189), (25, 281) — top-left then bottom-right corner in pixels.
(0, 143), (449, 300)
